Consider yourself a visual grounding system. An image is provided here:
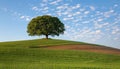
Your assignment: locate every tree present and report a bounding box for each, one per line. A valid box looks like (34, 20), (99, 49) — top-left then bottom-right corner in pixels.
(27, 15), (65, 39)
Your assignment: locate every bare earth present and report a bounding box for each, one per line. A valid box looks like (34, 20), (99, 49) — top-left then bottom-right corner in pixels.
(44, 45), (120, 55)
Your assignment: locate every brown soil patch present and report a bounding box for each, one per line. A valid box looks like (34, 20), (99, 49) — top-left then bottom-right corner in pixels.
(44, 45), (120, 55)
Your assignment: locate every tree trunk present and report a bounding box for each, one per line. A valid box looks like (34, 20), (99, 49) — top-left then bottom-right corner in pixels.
(45, 34), (48, 39)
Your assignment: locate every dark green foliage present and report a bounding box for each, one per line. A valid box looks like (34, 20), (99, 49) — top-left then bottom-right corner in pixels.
(27, 15), (65, 39)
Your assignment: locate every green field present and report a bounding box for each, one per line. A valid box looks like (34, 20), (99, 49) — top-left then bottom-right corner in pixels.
(0, 39), (120, 69)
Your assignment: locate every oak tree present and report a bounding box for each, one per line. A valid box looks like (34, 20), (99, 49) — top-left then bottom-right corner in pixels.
(27, 15), (65, 39)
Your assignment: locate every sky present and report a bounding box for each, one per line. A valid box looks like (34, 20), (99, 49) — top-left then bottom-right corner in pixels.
(0, 0), (120, 49)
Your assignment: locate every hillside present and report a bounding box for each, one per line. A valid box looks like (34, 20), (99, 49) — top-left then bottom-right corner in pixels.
(0, 39), (120, 69)
(0, 39), (119, 55)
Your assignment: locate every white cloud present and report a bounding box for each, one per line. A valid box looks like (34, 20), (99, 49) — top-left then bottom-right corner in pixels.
(76, 4), (80, 8)
(50, 0), (62, 5)
(20, 16), (25, 19)
(82, 21), (90, 24)
(89, 6), (95, 11)
(114, 37), (119, 40)
(57, 4), (69, 10)
(114, 4), (118, 7)
(94, 22), (109, 29)
(32, 6), (49, 13)
(73, 19), (79, 23)
(56, 12), (62, 16)
(65, 24), (71, 29)
(71, 4), (80, 9)
(43, 7), (49, 11)
(112, 31), (116, 34)
(40, 3), (47, 7)
(97, 18), (103, 22)
(73, 11), (81, 16)
(84, 11), (90, 14)
(46, 13), (52, 16)
(32, 6), (39, 11)
(76, 11), (81, 14)
(80, 8), (85, 11)
(95, 30), (101, 35)
(112, 28), (120, 34)
(67, 14), (72, 17)
(69, 28), (103, 42)
(62, 11), (69, 15)
(20, 15), (31, 21)
(103, 22), (109, 25)
(57, 5), (64, 9)
(104, 10), (114, 18)
(63, 17), (74, 21)
(110, 10), (114, 13)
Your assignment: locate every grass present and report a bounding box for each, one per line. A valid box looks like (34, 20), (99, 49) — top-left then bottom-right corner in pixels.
(0, 39), (120, 69)
(0, 39), (83, 48)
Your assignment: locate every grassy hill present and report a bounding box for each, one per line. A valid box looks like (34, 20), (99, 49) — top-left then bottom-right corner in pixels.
(0, 39), (120, 69)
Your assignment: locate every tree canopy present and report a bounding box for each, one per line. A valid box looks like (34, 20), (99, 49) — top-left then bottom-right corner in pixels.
(27, 15), (65, 39)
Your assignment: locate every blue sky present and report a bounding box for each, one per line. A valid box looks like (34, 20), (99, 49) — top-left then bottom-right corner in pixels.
(0, 0), (120, 49)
